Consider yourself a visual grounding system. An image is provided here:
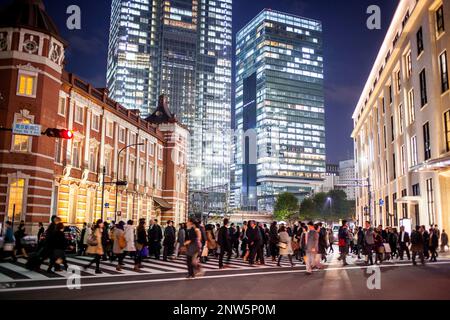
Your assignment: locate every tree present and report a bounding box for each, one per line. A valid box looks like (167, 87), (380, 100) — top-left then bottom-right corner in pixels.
(298, 190), (354, 223)
(298, 197), (319, 221)
(274, 192), (299, 221)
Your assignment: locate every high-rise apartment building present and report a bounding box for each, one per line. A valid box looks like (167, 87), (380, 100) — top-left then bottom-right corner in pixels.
(107, 0), (233, 211)
(352, 0), (449, 231)
(233, 9), (326, 212)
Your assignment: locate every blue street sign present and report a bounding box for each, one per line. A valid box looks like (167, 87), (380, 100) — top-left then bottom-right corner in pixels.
(13, 123), (41, 137)
(379, 199), (384, 206)
(104, 203), (110, 209)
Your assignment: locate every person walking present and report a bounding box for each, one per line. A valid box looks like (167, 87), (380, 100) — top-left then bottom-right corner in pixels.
(422, 225), (430, 260)
(429, 228), (439, 262)
(318, 222), (328, 263)
(440, 230), (448, 253)
(47, 222), (69, 273)
(356, 227), (364, 260)
(101, 222), (112, 262)
(113, 221), (126, 271)
(240, 221), (249, 260)
(217, 218), (232, 269)
(232, 225), (240, 258)
(247, 220), (261, 266)
(302, 222), (319, 275)
(14, 220), (28, 258)
(256, 223), (266, 265)
(37, 222), (45, 247)
(374, 230), (384, 264)
(398, 226), (411, 260)
(124, 220), (139, 270)
(269, 221), (279, 262)
(411, 226), (425, 266)
(135, 219), (148, 271)
(163, 221), (176, 261)
(84, 219), (104, 274)
(206, 224), (217, 258)
(77, 222), (88, 256)
(388, 228), (399, 259)
(328, 228), (335, 254)
(338, 220), (351, 266)
(2, 221), (16, 262)
(184, 218), (203, 278)
(148, 219), (163, 260)
(363, 221), (375, 265)
(175, 223), (186, 258)
(277, 225), (295, 267)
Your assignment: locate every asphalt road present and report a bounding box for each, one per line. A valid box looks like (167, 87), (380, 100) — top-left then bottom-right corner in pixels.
(1, 259), (449, 300)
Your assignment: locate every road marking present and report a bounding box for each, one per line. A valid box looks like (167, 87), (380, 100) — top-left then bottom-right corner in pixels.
(2, 260), (450, 293)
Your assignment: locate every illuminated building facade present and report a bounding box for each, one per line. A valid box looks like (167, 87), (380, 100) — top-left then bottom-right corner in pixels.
(107, 0), (233, 210)
(352, 0), (450, 232)
(233, 9), (326, 212)
(0, 0), (189, 234)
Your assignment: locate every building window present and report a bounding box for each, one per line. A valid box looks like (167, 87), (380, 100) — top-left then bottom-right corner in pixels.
(157, 169), (163, 189)
(426, 178), (435, 226)
(401, 145), (406, 176)
(17, 72), (36, 97)
(392, 153), (397, 180)
(401, 189), (408, 218)
(88, 145), (98, 172)
(383, 125), (387, 149)
(382, 97), (385, 114)
(436, 5), (445, 35)
(412, 183), (420, 225)
(158, 145), (163, 160)
(7, 178), (25, 223)
(58, 97), (66, 116)
(139, 161), (145, 185)
(417, 27), (424, 56)
(54, 139), (63, 164)
(106, 121), (114, 138)
(91, 114), (100, 132)
(149, 166), (153, 187)
(439, 51), (449, 93)
(385, 195), (390, 226)
(104, 149), (112, 176)
(445, 111), (450, 152)
(410, 136), (418, 167)
(419, 69), (428, 107)
(130, 133), (136, 146)
(408, 89), (415, 124)
(119, 127), (126, 143)
(72, 140), (82, 168)
(388, 85), (393, 104)
(12, 116), (32, 152)
(423, 122), (431, 161)
(391, 115), (395, 141)
(118, 155), (125, 180)
(149, 142), (155, 156)
(129, 157), (135, 182)
(75, 104), (84, 124)
(396, 70), (401, 92)
(140, 138), (146, 152)
(393, 193), (398, 226)
(406, 51), (412, 78)
(398, 104), (404, 134)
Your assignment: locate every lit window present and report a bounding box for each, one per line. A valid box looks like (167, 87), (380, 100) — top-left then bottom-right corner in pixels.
(58, 97), (66, 116)
(89, 145), (98, 172)
(17, 72), (36, 97)
(91, 114), (100, 131)
(12, 116), (32, 152)
(436, 5), (445, 35)
(444, 110), (450, 152)
(7, 178), (25, 222)
(72, 140), (82, 168)
(106, 121), (114, 138)
(158, 145), (163, 160)
(75, 105), (84, 124)
(439, 51), (449, 93)
(119, 127), (126, 143)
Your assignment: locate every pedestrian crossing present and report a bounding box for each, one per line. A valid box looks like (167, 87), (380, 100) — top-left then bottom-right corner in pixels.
(0, 254), (302, 282)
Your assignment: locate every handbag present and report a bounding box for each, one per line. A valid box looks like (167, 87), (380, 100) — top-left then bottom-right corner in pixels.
(118, 234), (126, 250)
(291, 241), (300, 251)
(201, 245), (209, 257)
(3, 243), (14, 252)
(278, 242), (288, 249)
(87, 234), (98, 247)
(140, 246), (149, 257)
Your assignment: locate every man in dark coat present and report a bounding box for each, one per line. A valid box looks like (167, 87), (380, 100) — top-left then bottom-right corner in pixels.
(318, 222), (328, 262)
(422, 225), (430, 259)
(148, 219), (163, 259)
(247, 220), (261, 265)
(217, 218), (232, 269)
(269, 221), (279, 261)
(256, 223), (266, 265)
(411, 226), (425, 265)
(398, 226), (411, 260)
(163, 221), (176, 261)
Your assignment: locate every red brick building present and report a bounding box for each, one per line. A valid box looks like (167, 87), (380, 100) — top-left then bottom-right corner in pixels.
(0, 0), (189, 234)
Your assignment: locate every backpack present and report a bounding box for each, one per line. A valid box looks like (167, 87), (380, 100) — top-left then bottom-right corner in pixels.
(87, 232), (98, 246)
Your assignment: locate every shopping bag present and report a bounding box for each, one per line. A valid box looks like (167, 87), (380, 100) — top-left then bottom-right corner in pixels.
(140, 246), (149, 257)
(383, 243), (391, 253)
(3, 243), (14, 252)
(201, 245), (209, 257)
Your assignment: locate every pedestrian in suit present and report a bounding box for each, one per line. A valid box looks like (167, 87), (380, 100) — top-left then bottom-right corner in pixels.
(148, 219), (163, 260)
(246, 220), (261, 266)
(163, 220), (176, 261)
(398, 226), (411, 260)
(411, 226), (425, 266)
(429, 228), (439, 262)
(363, 221), (375, 265)
(256, 223), (266, 265)
(217, 218), (232, 269)
(440, 230), (448, 253)
(269, 221), (279, 261)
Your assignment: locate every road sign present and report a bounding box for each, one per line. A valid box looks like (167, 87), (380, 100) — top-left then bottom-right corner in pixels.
(379, 199), (384, 206)
(104, 203), (110, 209)
(12, 123), (41, 137)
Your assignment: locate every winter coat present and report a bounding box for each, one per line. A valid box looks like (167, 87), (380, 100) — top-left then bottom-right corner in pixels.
(113, 228), (125, 254)
(86, 228), (104, 255)
(124, 225), (136, 252)
(278, 231), (293, 256)
(206, 230), (217, 250)
(411, 230), (424, 252)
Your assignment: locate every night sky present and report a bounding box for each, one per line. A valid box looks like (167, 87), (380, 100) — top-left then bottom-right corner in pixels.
(1, 0), (398, 163)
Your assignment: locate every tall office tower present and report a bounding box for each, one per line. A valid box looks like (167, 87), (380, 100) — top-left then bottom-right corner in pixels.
(107, 0), (160, 114)
(107, 0), (233, 213)
(233, 9), (326, 212)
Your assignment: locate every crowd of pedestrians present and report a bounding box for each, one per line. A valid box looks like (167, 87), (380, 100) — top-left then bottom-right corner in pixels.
(1, 216), (449, 278)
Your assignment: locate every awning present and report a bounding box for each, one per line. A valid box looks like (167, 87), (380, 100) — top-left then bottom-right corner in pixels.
(412, 155), (450, 173)
(153, 197), (172, 210)
(395, 196), (422, 204)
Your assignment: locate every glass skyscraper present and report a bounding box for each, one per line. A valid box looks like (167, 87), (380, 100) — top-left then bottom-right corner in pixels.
(233, 9), (326, 212)
(107, 0), (232, 212)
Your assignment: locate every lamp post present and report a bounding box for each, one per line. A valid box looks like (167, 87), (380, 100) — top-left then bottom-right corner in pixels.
(114, 143), (144, 222)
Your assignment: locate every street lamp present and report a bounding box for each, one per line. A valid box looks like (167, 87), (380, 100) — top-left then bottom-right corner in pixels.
(114, 143), (144, 222)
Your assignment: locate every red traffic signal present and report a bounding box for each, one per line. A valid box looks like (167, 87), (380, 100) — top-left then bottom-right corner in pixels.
(44, 128), (74, 140)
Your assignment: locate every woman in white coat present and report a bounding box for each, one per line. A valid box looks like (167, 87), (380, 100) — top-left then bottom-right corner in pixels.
(277, 225), (295, 267)
(124, 220), (139, 271)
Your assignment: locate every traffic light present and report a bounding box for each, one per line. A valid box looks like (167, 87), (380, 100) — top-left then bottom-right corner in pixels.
(44, 128), (74, 140)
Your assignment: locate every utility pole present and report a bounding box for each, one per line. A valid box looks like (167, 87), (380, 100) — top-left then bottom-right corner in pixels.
(101, 166), (106, 221)
(367, 171), (372, 224)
